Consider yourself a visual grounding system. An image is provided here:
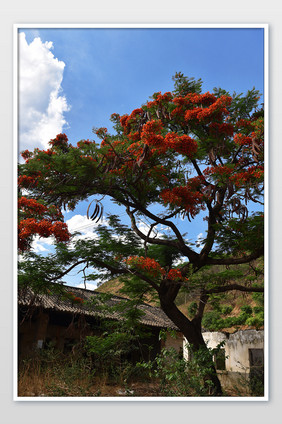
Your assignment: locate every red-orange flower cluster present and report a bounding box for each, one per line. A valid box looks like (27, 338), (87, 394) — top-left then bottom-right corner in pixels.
(166, 269), (183, 281)
(203, 165), (233, 178)
(125, 256), (187, 282)
(18, 174), (41, 188)
(140, 121), (198, 157)
(21, 149), (33, 161)
(77, 139), (92, 148)
(141, 120), (165, 150)
(18, 194), (70, 251)
(119, 115), (130, 133)
(230, 165), (264, 187)
(49, 133), (69, 149)
(18, 218), (70, 251)
(125, 256), (166, 278)
(235, 119), (253, 129)
(95, 127), (108, 138)
(234, 133), (253, 146)
(185, 95), (232, 123)
(18, 197), (47, 216)
(146, 91), (173, 108)
(209, 122), (234, 137)
(65, 292), (84, 304)
(160, 185), (204, 216)
(164, 132), (198, 157)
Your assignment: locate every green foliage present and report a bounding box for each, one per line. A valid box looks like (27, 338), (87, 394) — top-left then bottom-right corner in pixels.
(240, 305), (253, 315)
(83, 293), (156, 381)
(221, 305), (233, 315)
(252, 290), (264, 306)
(119, 274), (159, 305)
(202, 311), (223, 331)
(188, 301), (198, 319)
(202, 303), (263, 331)
(214, 214), (264, 257)
(137, 343), (224, 397)
(144, 242), (183, 269)
(85, 330), (137, 371)
(172, 72), (203, 96)
(246, 311), (264, 329)
(84, 318), (156, 384)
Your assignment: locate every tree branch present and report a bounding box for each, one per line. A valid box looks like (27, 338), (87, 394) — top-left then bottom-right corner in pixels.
(49, 260), (88, 281)
(206, 247), (264, 266)
(205, 283), (264, 295)
(125, 205), (199, 262)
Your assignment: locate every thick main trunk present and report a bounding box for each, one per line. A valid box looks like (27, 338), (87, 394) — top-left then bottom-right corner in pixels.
(159, 297), (223, 396)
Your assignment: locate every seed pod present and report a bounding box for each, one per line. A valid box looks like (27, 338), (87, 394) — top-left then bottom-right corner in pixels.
(90, 204), (99, 221)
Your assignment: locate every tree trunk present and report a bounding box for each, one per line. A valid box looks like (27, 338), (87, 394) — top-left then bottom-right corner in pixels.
(159, 296), (223, 396)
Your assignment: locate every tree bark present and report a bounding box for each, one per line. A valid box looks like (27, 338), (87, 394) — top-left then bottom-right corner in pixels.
(159, 295), (223, 396)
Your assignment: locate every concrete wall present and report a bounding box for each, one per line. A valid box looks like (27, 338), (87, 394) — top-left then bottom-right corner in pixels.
(183, 330), (264, 395)
(202, 330), (264, 373)
(162, 332), (183, 354)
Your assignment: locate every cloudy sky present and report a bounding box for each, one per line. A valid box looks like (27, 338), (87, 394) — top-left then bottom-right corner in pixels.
(18, 26), (265, 289)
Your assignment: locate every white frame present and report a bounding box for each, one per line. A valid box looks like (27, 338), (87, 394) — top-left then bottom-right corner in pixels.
(13, 23), (269, 402)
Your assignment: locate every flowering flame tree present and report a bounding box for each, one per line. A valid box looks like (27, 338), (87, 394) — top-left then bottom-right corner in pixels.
(18, 74), (264, 395)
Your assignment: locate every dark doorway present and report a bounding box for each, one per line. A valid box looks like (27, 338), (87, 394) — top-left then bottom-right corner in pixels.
(249, 348), (264, 396)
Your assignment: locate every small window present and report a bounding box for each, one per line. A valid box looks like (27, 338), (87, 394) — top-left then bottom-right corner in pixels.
(249, 348), (264, 396)
(213, 348), (226, 370)
(37, 339), (43, 349)
(249, 348), (264, 368)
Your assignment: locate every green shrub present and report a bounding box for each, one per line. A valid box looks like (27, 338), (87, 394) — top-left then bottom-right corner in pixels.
(221, 305), (233, 315)
(240, 305), (253, 315)
(137, 343), (225, 396)
(202, 311), (224, 331)
(188, 301), (198, 318)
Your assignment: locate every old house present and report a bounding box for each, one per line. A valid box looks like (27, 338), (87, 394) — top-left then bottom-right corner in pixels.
(18, 284), (183, 361)
(183, 329), (264, 395)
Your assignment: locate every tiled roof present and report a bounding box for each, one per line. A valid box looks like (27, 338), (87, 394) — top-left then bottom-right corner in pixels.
(18, 285), (179, 331)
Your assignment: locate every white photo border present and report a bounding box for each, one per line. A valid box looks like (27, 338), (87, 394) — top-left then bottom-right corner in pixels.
(13, 23), (268, 403)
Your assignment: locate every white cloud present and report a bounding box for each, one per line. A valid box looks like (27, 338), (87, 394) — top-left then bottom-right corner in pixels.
(28, 214), (107, 254)
(30, 235), (56, 253)
(196, 232), (204, 248)
(137, 221), (155, 237)
(18, 32), (70, 152)
(66, 214), (99, 238)
(137, 221), (172, 239)
(66, 214), (109, 245)
(173, 256), (187, 267)
(76, 282), (98, 291)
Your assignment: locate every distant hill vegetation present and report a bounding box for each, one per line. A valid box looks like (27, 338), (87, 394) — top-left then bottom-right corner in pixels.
(96, 260), (264, 334)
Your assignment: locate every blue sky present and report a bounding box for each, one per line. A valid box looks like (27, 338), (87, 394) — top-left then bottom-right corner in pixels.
(18, 26), (265, 289)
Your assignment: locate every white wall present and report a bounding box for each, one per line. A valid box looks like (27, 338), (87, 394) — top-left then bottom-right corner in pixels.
(183, 330), (264, 373)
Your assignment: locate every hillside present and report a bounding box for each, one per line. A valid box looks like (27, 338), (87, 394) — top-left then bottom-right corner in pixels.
(95, 277), (160, 306)
(96, 260), (264, 333)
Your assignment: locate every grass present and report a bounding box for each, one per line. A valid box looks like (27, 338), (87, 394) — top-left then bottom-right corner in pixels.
(18, 348), (258, 398)
(18, 350), (161, 397)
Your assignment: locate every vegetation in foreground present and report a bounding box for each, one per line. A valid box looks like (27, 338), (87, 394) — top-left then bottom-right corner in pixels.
(18, 340), (263, 398)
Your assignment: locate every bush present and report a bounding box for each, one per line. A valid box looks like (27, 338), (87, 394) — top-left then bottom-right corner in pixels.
(137, 344), (225, 396)
(85, 331), (139, 381)
(221, 305), (233, 315)
(202, 311), (224, 331)
(187, 301), (198, 318)
(202, 302), (263, 331)
(240, 305), (253, 315)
